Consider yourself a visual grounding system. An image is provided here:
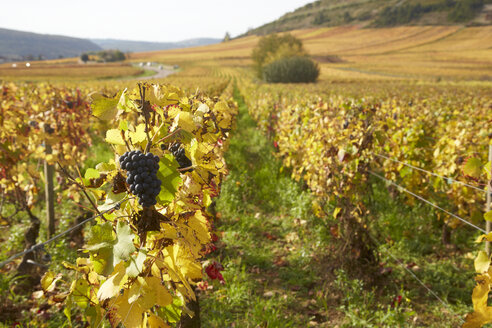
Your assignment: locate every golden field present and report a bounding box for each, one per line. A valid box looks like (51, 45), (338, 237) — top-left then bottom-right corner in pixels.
(130, 25), (492, 82)
(0, 25), (490, 83)
(0, 62), (144, 81)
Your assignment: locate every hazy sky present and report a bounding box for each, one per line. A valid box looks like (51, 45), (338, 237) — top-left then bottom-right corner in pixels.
(0, 0), (314, 42)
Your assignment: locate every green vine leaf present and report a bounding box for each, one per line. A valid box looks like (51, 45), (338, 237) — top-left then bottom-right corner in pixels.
(113, 221), (136, 264)
(84, 168), (100, 180)
(91, 248), (114, 276)
(126, 249), (147, 278)
(86, 222), (115, 252)
(157, 154), (182, 205)
(91, 91), (122, 121)
(98, 190), (126, 212)
(463, 157), (483, 179)
(70, 279), (91, 309)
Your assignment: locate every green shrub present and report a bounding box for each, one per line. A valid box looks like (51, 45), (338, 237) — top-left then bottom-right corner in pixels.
(262, 56), (320, 83)
(313, 11), (329, 25)
(251, 33), (306, 79)
(448, 0), (484, 22)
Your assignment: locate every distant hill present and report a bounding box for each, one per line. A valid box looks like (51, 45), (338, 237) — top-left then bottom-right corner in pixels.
(245, 0), (492, 36)
(91, 38), (222, 53)
(0, 28), (102, 62)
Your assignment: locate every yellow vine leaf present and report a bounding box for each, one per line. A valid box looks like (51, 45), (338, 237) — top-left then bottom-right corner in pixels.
(172, 112), (196, 133)
(41, 271), (61, 292)
(163, 245), (195, 301)
(126, 276), (172, 313)
(129, 124), (147, 144)
(91, 92), (121, 121)
(140, 276), (173, 309)
(147, 314), (170, 328)
(97, 262), (128, 301)
(485, 211), (492, 222)
(188, 210), (211, 244)
(105, 129), (125, 146)
(476, 233), (492, 243)
(114, 289), (144, 328)
(464, 274), (492, 328)
(475, 251), (491, 273)
(463, 158), (483, 179)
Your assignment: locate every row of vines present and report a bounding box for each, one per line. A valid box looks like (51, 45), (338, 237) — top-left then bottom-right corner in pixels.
(237, 78), (492, 327)
(0, 71), (237, 327)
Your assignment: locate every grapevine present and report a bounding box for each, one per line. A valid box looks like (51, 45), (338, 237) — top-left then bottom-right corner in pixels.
(59, 82), (237, 326)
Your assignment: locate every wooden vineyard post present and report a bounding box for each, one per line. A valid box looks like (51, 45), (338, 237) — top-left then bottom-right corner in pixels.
(44, 143), (55, 238)
(486, 144), (492, 255)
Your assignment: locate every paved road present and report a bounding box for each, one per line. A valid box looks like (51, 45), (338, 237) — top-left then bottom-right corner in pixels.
(138, 66), (175, 80)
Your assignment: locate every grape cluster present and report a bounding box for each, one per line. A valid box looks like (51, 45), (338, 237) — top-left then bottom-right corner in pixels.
(163, 143), (193, 172)
(119, 150), (161, 207)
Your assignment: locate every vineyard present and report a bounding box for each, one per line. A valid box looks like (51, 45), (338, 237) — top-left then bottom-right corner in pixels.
(0, 24), (492, 328)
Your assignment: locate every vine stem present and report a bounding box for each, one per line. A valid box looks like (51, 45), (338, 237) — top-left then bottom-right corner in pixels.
(57, 163), (101, 216)
(138, 84), (153, 154)
(178, 165), (195, 172)
(155, 128), (181, 145)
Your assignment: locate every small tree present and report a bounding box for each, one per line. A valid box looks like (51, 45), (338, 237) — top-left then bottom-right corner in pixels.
(313, 11), (328, 25)
(343, 11), (353, 23)
(223, 32), (231, 42)
(80, 53), (89, 63)
(251, 33), (306, 79)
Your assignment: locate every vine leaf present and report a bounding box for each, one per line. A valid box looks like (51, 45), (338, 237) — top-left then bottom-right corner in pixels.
(333, 207), (342, 219)
(163, 245), (195, 300)
(127, 276), (172, 311)
(188, 210), (211, 244)
(463, 157), (483, 179)
(126, 249), (147, 278)
(171, 112), (196, 133)
(91, 92), (122, 121)
(84, 168), (100, 180)
(114, 289), (144, 328)
(129, 123), (147, 144)
(117, 90), (138, 112)
(97, 262), (128, 301)
(114, 221), (136, 264)
(105, 129), (125, 146)
(215, 101), (232, 129)
(156, 154), (182, 205)
(161, 296), (184, 323)
(475, 251), (490, 273)
(91, 248), (114, 276)
(464, 274), (492, 328)
(70, 279), (91, 309)
(41, 271), (61, 292)
(140, 276), (173, 309)
(86, 222), (116, 275)
(147, 314), (170, 328)
(485, 161), (491, 180)
(98, 190), (126, 212)
(96, 161), (116, 173)
(86, 222), (114, 251)
(485, 211), (492, 222)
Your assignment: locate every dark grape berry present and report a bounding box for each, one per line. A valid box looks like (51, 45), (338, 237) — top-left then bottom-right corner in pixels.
(167, 143), (193, 172)
(119, 150), (161, 207)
